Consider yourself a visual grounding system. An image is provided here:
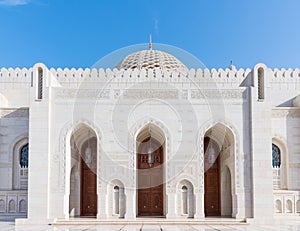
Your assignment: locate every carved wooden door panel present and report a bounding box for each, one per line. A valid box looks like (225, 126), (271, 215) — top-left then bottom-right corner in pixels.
(150, 184), (163, 216)
(204, 137), (221, 216)
(81, 160), (97, 216)
(138, 138), (164, 217)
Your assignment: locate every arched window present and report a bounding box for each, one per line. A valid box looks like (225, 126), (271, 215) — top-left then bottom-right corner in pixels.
(272, 143), (281, 189)
(272, 144), (281, 168)
(182, 186), (188, 215)
(19, 200), (27, 213)
(275, 200), (282, 213)
(286, 200), (293, 213)
(258, 67), (265, 100)
(20, 144), (29, 168)
(8, 200), (15, 213)
(37, 67), (43, 100)
(113, 186), (120, 215)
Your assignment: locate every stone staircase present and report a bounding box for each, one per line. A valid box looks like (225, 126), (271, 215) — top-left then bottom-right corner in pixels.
(52, 217), (248, 226)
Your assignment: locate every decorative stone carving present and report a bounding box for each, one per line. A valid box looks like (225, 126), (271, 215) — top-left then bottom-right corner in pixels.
(272, 109), (300, 118)
(55, 89), (110, 99)
(122, 89), (178, 99)
(191, 89), (245, 99)
(50, 154), (63, 192)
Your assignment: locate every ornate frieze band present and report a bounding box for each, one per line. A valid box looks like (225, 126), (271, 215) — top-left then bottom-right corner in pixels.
(272, 109), (300, 118)
(55, 89), (110, 99)
(191, 89), (246, 99)
(55, 89), (246, 100)
(122, 89), (178, 99)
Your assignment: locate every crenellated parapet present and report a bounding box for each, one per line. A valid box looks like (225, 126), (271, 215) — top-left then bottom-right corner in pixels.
(0, 68), (32, 84)
(265, 68), (300, 92)
(0, 64), (300, 88)
(48, 67), (253, 81)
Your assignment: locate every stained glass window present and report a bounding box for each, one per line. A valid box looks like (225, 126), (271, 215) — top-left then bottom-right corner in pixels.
(272, 143), (281, 168)
(20, 144), (29, 168)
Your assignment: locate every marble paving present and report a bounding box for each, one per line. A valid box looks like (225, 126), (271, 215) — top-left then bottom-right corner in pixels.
(1, 222), (300, 231)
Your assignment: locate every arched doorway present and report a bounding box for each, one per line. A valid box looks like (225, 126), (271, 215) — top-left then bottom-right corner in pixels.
(69, 126), (97, 217)
(136, 124), (165, 217)
(203, 123), (235, 217)
(204, 137), (221, 216)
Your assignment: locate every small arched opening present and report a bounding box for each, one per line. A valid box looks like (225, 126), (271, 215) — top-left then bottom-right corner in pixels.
(179, 180), (194, 218)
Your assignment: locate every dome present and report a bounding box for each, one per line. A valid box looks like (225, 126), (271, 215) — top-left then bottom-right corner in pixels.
(116, 49), (188, 72)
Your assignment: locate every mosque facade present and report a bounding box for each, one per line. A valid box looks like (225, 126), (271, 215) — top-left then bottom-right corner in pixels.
(0, 44), (300, 224)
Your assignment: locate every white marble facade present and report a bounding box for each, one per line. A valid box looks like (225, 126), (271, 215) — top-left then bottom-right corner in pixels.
(0, 47), (300, 225)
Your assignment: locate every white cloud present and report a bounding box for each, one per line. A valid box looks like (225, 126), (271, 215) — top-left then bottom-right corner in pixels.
(0, 0), (31, 6)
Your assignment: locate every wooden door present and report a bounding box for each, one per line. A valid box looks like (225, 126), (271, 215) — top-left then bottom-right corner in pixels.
(137, 138), (164, 217)
(81, 160), (97, 217)
(204, 137), (221, 216)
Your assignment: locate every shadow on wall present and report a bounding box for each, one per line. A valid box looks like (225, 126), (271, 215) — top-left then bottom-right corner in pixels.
(2, 108), (29, 118)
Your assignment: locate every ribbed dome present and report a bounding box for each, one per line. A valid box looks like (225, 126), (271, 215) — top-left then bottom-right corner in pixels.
(116, 49), (188, 72)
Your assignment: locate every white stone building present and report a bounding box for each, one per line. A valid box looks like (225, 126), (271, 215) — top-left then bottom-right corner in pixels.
(0, 44), (300, 224)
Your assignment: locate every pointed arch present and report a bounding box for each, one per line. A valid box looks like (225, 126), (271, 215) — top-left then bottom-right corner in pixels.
(60, 120), (102, 218)
(199, 120), (239, 190)
(135, 122), (166, 217)
(200, 120), (238, 218)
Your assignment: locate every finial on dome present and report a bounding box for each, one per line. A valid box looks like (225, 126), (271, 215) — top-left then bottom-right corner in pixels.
(149, 34), (153, 50)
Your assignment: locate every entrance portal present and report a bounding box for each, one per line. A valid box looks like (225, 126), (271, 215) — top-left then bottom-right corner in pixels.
(137, 132), (164, 217)
(204, 137), (221, 216)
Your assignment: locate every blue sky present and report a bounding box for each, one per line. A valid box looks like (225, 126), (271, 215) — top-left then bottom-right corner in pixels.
(0, 0), (299, 69)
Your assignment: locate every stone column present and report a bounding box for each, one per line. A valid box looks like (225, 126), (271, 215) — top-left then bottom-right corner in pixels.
(119, 187), (125, 218)
(188, 188), (194, 218)
(97, 188), (107, 220)
(194, 189), (205, 219)
(166, 191), (176, 218)
(125, 188), (136, 219)
(234, 191), (246, 219)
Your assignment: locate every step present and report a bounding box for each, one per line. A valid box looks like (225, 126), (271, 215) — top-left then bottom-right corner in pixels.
(52, 218), (248, 226)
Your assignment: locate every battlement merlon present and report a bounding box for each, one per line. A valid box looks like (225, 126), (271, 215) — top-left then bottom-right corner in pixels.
(0, 63), (300, 86)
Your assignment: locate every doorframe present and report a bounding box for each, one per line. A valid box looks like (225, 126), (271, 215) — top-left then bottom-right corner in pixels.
(135, 124), (167, 217)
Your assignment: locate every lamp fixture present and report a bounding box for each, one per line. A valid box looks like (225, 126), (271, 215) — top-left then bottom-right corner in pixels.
(148, 125), (154, 167)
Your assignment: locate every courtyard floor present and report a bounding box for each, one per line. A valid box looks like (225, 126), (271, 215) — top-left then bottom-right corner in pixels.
(1, 222), (300, 231)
